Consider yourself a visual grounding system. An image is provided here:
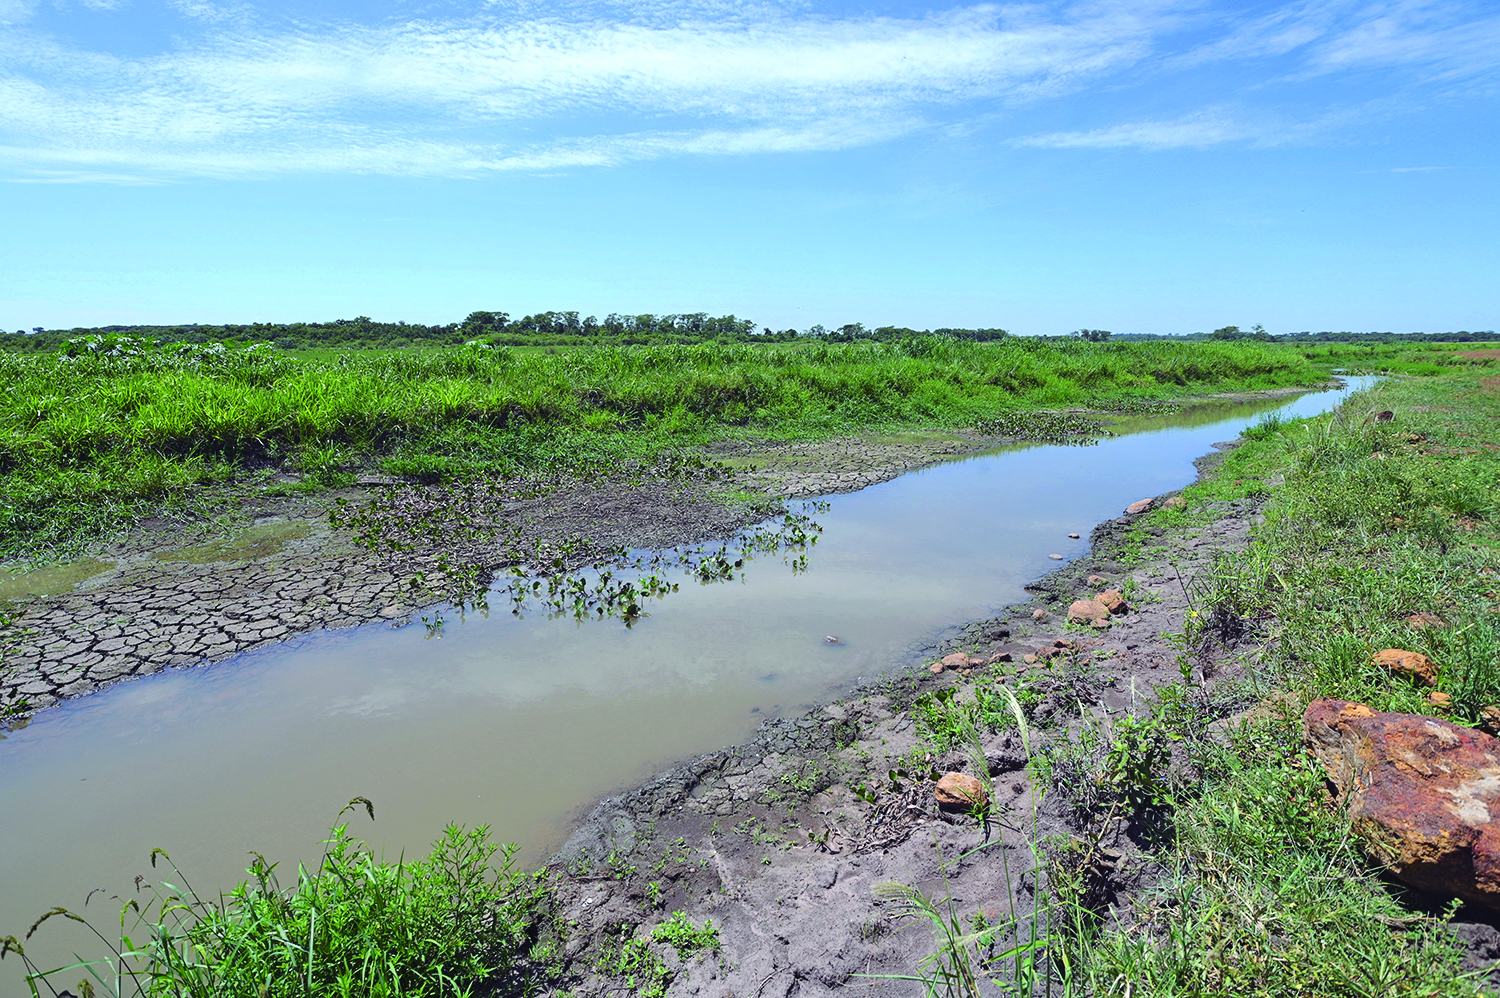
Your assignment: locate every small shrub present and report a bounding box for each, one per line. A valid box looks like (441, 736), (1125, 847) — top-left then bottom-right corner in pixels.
(8, 804), (553, 998)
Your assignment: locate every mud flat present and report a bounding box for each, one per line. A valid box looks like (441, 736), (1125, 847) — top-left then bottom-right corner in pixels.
(0, 383), (1332, 721)
(534, 393), (1500, 996)
(534, 448), (1275, 996)
(1, 434), (1006, 717)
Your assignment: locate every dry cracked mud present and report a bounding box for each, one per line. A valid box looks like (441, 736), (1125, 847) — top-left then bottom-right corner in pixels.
(0, 382), (1335, 724)
(0, 478), (770, 717)
(0, 420), (1103, 718)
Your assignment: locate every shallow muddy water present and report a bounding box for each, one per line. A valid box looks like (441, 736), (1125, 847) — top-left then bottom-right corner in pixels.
(0, 380), (1376, 969)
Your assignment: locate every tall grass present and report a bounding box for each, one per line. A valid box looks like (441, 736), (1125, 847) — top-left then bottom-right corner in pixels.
(1050, 372), (1500, 995)
(0, 337), (1326, 560)
(3, 802), (554, 998)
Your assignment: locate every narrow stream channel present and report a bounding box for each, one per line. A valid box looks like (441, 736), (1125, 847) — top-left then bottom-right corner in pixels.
(0, 379), (1376, 968)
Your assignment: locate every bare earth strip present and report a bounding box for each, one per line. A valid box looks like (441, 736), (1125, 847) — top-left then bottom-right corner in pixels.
(538, 458), (1274, 995)
(0, 384), (1326, 721)
(0, 427), (1039, 716)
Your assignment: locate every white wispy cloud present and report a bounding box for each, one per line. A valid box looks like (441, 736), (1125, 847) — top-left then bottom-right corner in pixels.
(0, 0), (37, 25)
(1305, 1), (1500, 80)
(1176, 0), (1500, 81)
(0, 2), (1163, 180)
(1014, 108), (1265, 150)
(1013, 98), (1405, 151)
(2, 0), (1497, 181)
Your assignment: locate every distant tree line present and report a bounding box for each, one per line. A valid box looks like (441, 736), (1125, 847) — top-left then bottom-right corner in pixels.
(1115, 327), (1496, 343)
(5, 313), (1491, 352)
(0, 313), (1011, 351)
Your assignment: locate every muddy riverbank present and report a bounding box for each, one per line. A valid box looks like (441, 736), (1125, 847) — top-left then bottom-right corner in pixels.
(0, 383), (1328, 721)
(533, 409), (1500, 997)
(535, 448), (1268, 996)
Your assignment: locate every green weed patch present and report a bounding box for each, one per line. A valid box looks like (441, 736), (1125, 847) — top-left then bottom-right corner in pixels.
(1059, 372), (1500, 995)
(0, 337), (1329, 562)
(4, 800), (557, 998)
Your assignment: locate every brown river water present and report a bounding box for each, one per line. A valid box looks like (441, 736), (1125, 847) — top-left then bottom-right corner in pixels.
(0, 379), (1375, 979)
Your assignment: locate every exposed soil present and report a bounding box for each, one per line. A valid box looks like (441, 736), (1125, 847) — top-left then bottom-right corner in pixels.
(534, 450), (1280, 996)
(0, 478), (769, 716)
(21, 377), (1488, 990)
(0, 382), (1328, 720)
(534, 433), (1500, 995)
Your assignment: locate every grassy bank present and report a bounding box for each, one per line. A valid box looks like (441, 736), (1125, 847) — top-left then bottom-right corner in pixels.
(1, 336), (1333, 561)
(11, 364), (1500, 995)
(1054, 371), (1500, 994)
(4, 803), (561, 998)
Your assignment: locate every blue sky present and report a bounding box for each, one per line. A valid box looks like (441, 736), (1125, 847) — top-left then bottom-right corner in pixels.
(1, 0), (1496, 335)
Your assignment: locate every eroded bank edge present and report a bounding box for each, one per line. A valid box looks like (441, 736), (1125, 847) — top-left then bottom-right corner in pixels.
(529, 448), (1272, 995)
(0, 380), (1332, 722)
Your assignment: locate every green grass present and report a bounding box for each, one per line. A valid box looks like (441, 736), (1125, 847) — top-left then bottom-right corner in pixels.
(1053, 371), (1500, 996)
(875, 369), (1500, 995)
(0, 336), (1335, 562)
(16, 360), (1500, 996)
(4, 802), (557, 997)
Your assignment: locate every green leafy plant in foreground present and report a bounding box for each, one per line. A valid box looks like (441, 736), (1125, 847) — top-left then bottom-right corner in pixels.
(4, 800), (554, 998)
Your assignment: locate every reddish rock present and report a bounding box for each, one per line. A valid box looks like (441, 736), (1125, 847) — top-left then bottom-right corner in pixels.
(1480, 706), (1500, 735)
(1087, 574), (1108, 587)
(1428, 691), (1453, 708)
(1163, 495), (1187, 510)
(1374, 648), (1437, 685)
(1125, 498), (1154, 515)
(989, 652), (1013, 664)
(1031, 608), (1048, 620)
(1068, 599), (1109, 626)
(940, 653), (970, 671)
(928, 662), (945, 675)
(934, 772), (989, 811)
(1304, 698), (1500, 911)
(1095, 589), (1128, 615)
(1022, 653), (1037, 664)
